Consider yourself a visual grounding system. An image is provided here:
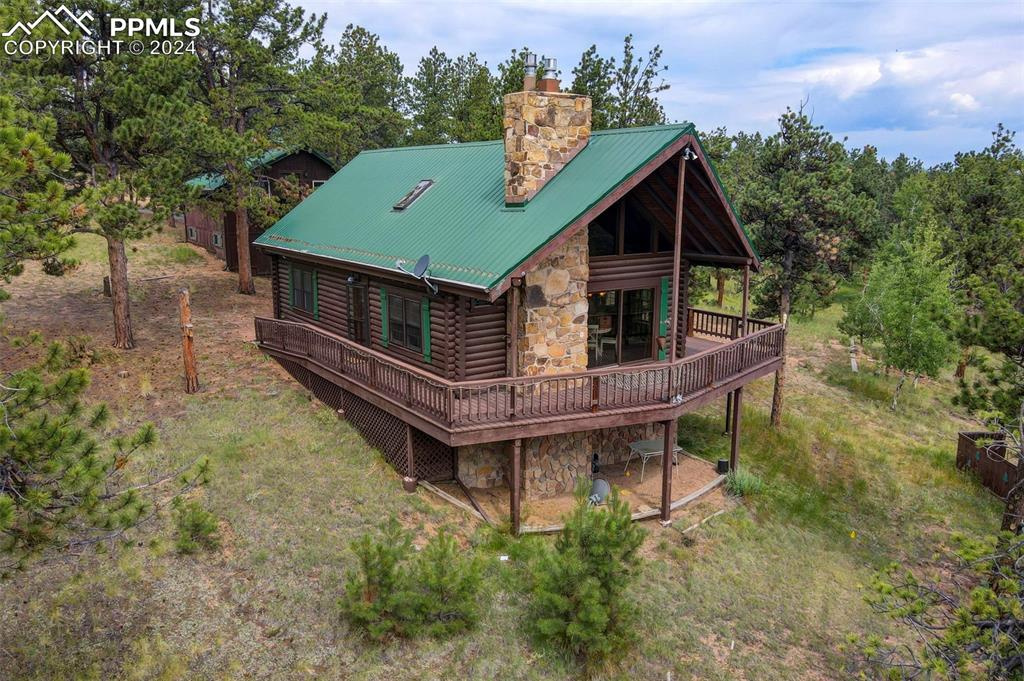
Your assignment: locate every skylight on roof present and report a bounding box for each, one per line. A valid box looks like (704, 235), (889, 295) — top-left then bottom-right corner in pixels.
(393, 179), (433, 210)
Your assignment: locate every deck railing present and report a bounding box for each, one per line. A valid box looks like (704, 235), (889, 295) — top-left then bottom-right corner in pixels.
(687, 307), (776, 339)
(255, 307), (784, 430)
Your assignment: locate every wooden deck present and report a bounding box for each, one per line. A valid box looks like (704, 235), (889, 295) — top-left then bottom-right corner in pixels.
(255, 308), (785, 446)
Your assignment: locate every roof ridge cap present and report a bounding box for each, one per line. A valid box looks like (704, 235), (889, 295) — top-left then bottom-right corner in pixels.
(361, 139), (503, 154)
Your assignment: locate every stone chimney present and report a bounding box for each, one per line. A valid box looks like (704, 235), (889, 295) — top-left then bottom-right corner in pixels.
(503, 55), (592, 206)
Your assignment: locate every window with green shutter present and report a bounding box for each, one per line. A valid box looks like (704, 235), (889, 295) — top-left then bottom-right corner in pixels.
(386, 292), (424, 353)
(420, 297), (431, 363)
(288, 263), (316, 315)
(379, 287), (389, 347)
(658, 276), (670, 360)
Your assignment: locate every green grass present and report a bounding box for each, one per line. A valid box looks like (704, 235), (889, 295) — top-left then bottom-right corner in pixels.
(822, 362), (898, 404)
(145, 244), (204, 266)
(724, 468), (765, 497)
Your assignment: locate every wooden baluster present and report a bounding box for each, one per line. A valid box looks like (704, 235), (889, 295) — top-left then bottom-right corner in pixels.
(591, 375), (600, 412)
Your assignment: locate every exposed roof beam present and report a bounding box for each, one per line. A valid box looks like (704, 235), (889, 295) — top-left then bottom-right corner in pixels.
(680, 251), (752, 266)
(648, 167), (725, 255)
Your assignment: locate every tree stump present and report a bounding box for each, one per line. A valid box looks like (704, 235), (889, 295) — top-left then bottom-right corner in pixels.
(179, 288), (200, 393)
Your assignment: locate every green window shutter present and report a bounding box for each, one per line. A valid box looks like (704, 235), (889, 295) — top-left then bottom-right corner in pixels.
(421, 297), (431, 363)
(379, 288), (389, 347)
(312, 271), (319, 320)
(658, 276), (670, 360)
(287, 262), (294, 308)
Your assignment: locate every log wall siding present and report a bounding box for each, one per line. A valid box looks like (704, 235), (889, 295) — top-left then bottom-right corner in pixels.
(271, 256), (281, 318)
(275, 256), (457, 377)
(461, 298), (508, 380)
(675, 259), (690, 358)
(264, 151), (334, 184)
(588, 253), (673, 288)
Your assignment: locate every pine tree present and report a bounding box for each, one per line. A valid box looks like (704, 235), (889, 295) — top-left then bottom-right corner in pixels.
(738, 105), (878, 426)
(0, 340), (209, 574)
(190, 0), (324, 295)
(570, 45), (615, 130)
(939, 126), (1024, 422)
(569, 36), (669, 130)
(0, 95), (79, 300)
(406, 528), (482, 637)
(340, 518), (483, 640)
(530, 484), (646, 670)
(3, 0), (198, 347)
(607, 35), (669, 128)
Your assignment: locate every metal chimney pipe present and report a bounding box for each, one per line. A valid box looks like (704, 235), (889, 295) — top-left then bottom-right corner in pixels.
(542, 57), (557, 80)
(538, 56), (560, 92)
(523, 52), (538, 91)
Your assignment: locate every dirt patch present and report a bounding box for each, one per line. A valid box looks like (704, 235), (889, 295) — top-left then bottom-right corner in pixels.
(1, 228), (279, 423)
(436, 454), (721, 529)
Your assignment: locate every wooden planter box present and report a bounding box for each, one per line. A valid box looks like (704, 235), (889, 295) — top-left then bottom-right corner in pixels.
(956, 431), (1019, 499)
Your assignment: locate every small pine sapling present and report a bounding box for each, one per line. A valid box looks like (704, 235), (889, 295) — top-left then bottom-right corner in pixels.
(172, 498), (221, 554)
(340, 517), (415, 640)
(530, 482), (646, 671)
(406, 528), (483, 637)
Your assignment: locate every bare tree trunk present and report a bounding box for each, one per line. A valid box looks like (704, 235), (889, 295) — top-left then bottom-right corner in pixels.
(1001, 401), (1024, 535)
(954, 346), (970, 379)
(1003, 475), (1024, 535)
(849, 337), (859, 373)
(891, 373), (906, 411)
(179, 288), (199, 393)
(235, 183), (254, 295)
(770, 288), (790, 428)
(106, 236), (134, 349)
(716, 269), (726, 307)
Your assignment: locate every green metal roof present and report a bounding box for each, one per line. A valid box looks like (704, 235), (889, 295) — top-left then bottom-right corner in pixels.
(186, 148), (338, 192)
(186, 149), (291, 192)
(255, 123), (748, 291)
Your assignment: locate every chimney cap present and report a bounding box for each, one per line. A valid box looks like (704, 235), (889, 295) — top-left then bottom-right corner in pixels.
(542, 57), (557, 80)
(524, 52), (538, 73)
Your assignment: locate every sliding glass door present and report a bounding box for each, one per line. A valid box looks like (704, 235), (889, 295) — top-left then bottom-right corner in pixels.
(587, 287), (656, 367)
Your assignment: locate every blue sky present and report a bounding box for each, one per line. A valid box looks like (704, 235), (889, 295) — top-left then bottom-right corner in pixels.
(301, 0), (1024, 165)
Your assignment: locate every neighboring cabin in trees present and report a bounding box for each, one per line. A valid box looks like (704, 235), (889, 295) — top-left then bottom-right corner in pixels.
(184, 149), (336, 274)
(252, 58), (785, 532)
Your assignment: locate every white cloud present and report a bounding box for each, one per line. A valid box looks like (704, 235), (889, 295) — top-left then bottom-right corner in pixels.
(949, 92), (981, 111)
(774, 57), (883, 99)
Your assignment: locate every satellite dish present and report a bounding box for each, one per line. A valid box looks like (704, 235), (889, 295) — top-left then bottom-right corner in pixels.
(396, 254), (438, 296)
(412, 254), (430, 278)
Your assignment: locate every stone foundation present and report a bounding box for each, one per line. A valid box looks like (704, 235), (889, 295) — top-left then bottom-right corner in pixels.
(457, 422), (662, 497)
(518, 228), (589, 376)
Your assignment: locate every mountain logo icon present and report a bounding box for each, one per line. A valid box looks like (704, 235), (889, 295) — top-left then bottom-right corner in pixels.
(3, 5), (94, 37)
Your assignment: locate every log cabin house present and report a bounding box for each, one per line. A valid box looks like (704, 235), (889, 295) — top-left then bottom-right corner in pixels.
(184, 148), (336, 274)
(252, 58), (785, 532)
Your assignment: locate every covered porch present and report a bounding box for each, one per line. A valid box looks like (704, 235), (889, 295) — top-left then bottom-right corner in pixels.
(432, 448), (725, 532)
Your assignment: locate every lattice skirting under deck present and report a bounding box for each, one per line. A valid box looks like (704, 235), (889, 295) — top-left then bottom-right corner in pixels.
(278, 359), (455, 482)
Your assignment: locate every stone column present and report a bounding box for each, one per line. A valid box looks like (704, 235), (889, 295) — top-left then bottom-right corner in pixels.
(517, 228), (589, 376)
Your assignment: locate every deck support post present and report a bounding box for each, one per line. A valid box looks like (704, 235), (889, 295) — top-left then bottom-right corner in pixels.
(510, 438), (522, 535)
(660, 419), (677, 526)
(507, 279), (521, 378)
(729, 387), (743, 471)
(740, 265), (750, 337)
(402, 424), (417, 492)
(669, 154), (686, 361)
(679, 260), (691, 358)
(724, 391), (732, 434)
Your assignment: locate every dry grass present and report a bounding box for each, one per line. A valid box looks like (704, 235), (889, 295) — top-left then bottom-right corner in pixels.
(0, 235), (1003, 680)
